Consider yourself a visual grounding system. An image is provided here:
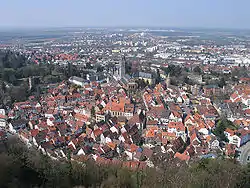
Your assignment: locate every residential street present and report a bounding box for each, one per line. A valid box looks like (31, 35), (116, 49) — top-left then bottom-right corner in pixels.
(239, 142), (250, 165)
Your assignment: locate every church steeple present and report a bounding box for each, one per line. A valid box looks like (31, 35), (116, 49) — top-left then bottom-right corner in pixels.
(166, 74), (170, 88)
(120, 56), (126, 78)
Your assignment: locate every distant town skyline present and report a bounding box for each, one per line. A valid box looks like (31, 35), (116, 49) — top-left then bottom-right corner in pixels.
(1, 0), (250, 29)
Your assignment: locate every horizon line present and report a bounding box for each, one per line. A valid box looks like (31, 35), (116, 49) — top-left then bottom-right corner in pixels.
(0, 25), (250, 31)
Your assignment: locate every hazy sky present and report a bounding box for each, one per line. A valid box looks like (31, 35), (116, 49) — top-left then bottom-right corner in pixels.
(0, 0), (249, 29)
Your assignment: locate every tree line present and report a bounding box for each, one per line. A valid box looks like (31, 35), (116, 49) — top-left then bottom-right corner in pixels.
(0, 136), (249, 188)
(0, 51), (79, 107)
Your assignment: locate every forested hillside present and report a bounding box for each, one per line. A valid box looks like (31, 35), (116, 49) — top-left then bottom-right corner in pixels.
(0, 137), (249, 188)
(0, 50), (67, 107)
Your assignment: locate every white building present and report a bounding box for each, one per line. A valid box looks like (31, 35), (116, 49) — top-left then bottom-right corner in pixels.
(69, 76), (85, 87)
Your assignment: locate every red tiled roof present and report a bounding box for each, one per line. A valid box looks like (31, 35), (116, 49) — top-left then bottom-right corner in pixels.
(244, 109), (250, 115)
(130, 144), (139, 152)
(30, 129), (39, 137)
(93, 128), (102, 137)
(0, 130), (5, 137)
(107, 142), (116, 150)
(240, 77), (250, 82)
(145, 129), (155, 138)
(0, 114), (7, 119)
(234, 98), (241, 103)
(230, 92), (238, 100)
(168, 122), (185, 131)
(171, 111), (181, 118)
(190, 130), (199, 142)
(74, 113), (89, 121)
(224, 128), (235, 136)
(147, 120), (158, 125)
(174, 152), (190, 161)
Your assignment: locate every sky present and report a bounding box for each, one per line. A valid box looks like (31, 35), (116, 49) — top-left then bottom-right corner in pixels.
(0, 0), (249, 29)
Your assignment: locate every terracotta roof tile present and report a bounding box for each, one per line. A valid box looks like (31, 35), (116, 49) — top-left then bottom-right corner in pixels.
(0, 114), (7, 119)
(107, 142), (116, 150)
(30, 129), (39, 137)
(174, 152), (190, 161)
(93, 128), (102, 137)
(146, 129), (155, 138)
(130, 144), (139, 152)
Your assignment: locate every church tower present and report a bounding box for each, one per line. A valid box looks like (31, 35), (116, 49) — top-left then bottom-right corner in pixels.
(166, 74), (170, 88)
(119, 56), (126, 78)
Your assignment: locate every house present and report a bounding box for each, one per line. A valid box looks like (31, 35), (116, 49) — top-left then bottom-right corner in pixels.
(167, 122), (186, 141)
(208, 136), (220, 150)
(181, 94), (190, 105)
(45, 109), (55, 118)
(230, 92), (240, 103)
(34, 130), (48, 146)
(159, 110), (171, 124)
(185, 144), (196, 158)
(184, 115), (197, 127)
(187, 74), (203, 84)
(145, 127), (157, 144)
(127, 114), (145, 130)
(9, 119), (28, 132)
(117, 116), (127, 126)
(141, 147), (153, 160)
(69, 76), (86, 87)
(169, 111), (182, 122)
(95, 111), (107, 122)
(147, 108), (170, 123)
(229, 134), (241, 148)
(176, 96), (183, 103)
(171, 137), (185, 153)
(244, 109), (250, 118)
(30, 129), (39, 147)
(104, 97), (134, 120)
(0, 130), (7, 141)
(239, 130), (250, 146)
(203, 85), (221, 96)
(18, 129), (31, 147)
(0, 109), (6, 116)
(198, 127), (209, 136)
(127, 81), (138, 91)
(174, 152), (190, 162)
(206, 120), (216, 130)
(134, 150), (142, 161)
(224, 128), (241, 147)
(166, 132), (177, 142)
(124, 103), (134, 119)
(239, 77), (250, 84)
(39, 141), (55, 155)
(146, 119), (158, 129)
(225, 143), (236, 157)
(135, 72), (154, 84)
(161, 132), (168, 145)
(190, 130), (202, 147)
(0, 114), (7, 128)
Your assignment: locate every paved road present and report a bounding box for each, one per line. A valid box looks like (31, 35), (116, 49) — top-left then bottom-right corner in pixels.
(239, 142), (250, 165)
